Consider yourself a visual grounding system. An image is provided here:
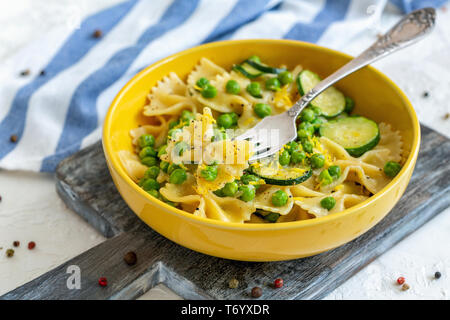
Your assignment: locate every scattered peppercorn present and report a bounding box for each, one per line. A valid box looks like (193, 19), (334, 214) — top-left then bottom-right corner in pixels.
(98, 277), (108, 287)
(39, 70), (46, 76)
(444, 113), (450, 120)
(251, 286), (262, 298)
(93, 29), (103, 38)
(228, 278), (239, 289)
(6, 249), (14, 257)
(123, 251), (137, 266)
(422, 91), (429, 98)
(434, 271), (441, 279)
(20, 69), (30, 76)
(401, 283), (410, 291)
(10, 135), (18, 143)
(13, 241), (20, 247)
(28, 241), (36, 250)
(274, 278), (283, 288)
(397, 276), (405, 285)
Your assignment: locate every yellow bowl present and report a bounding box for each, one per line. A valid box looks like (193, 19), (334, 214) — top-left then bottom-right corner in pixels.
(103, 39), (420, 262)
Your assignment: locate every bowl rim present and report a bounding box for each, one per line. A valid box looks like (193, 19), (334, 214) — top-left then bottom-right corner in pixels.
(103, 39), (420, 231)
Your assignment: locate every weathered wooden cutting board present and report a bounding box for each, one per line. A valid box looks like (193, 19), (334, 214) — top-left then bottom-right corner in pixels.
(2, 125), (449, 300)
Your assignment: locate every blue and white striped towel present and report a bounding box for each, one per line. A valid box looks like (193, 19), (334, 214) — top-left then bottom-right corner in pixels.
(0, 0), (446, 172)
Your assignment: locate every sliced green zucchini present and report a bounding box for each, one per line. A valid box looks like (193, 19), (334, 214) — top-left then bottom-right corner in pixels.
(319, 116), (380, 157)
(244, 59), (286, 74)
(232, 63), (263, 79)
(250, 159), (312, 186)
(297, 70), (346, 118)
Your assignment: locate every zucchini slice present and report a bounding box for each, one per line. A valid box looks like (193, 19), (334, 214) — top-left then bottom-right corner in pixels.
(232, 63), (263, 79)
(250, 159), (312, 186)
(244, 59), (286, 74)
(297, 70), (346, 118)
(319, 116), (380, 157)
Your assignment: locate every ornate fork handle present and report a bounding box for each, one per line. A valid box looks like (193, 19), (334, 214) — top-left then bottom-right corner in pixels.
(288, 7), (436, 118)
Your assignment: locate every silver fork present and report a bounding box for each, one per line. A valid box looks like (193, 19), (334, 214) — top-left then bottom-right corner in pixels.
(236, 7), (435, 161)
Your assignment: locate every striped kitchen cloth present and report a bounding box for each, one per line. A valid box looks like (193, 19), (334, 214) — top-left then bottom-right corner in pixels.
(0, 0), (447, 172)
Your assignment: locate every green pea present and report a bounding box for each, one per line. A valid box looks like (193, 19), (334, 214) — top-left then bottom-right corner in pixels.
(311, 117), (326, 131)
(285, 141), (299, 153)
(248, 55), (261, 63)
(217, 113), (234, 129)
(300, 108), (316, 123)
(265, 77), (281, 91)
(239, 184), (255, 202)
(211, 128), (227, 142)
(168, 120), (179, 129)
(297, 129), (312, 140)
(167, 163), (180, 175)
(328, 165), (341, 179)
(301, 139), (314, 153)
(157, 144), (167, 158)
(271, 190), (288, 207)
(279, 150), (291, 166)
(141, 157), (158, 167)
(174, 141), (189, 156)
(139, 146), (157, 159)
(201, 84), (218, 99)
(240, 174), (259, 185)
(264, 212), (280, 223)
(253, 103), (271, 118)
(222, 181), (239, 197)
(168, 128), (182, 140)
(180, 110), (195, 123)
(384, 161), (402, 178)
(320, 196), (336, 210)
(141, 178), (160, 191)
(278, 71), (293, 85)
(160, 161), (169, 173)
(344, 97), (355, 113)
(226, 80), (240, 94)
(138, 134), (155, 148)
(144, 166), (160, 180)
(298, 122), (315, 134)
(146, 189), (160, 199)
(196, 77), (209, 89)
(311, 106), (322, 116)
(169, 168), (187, 184)
(310, 153), (325, 169)
(246, 82), (262, 98)
(201, 164), (218, 181)
(291, 150), (306, 164)
(319, 169), (333, 186)
(229, 112), (239, 125)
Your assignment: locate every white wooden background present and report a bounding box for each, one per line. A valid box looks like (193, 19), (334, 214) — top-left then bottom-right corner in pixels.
(0, 0), (449, 299)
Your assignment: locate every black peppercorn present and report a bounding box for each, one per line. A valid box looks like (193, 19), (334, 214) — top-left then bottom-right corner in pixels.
(93, 29), (103, 38)
(251, 286), (262, 298)
(435, 271), (441, 279)
(124, 251), (137, 266)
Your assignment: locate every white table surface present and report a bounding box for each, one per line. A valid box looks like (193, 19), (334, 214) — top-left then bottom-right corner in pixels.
(0, 1), (449, 300)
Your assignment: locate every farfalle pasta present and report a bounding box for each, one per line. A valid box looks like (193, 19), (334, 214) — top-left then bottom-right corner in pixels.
(119, 56), (404, 224)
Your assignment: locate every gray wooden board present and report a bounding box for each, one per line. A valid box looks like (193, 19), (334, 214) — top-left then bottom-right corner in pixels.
(2, 125), (450, 300)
